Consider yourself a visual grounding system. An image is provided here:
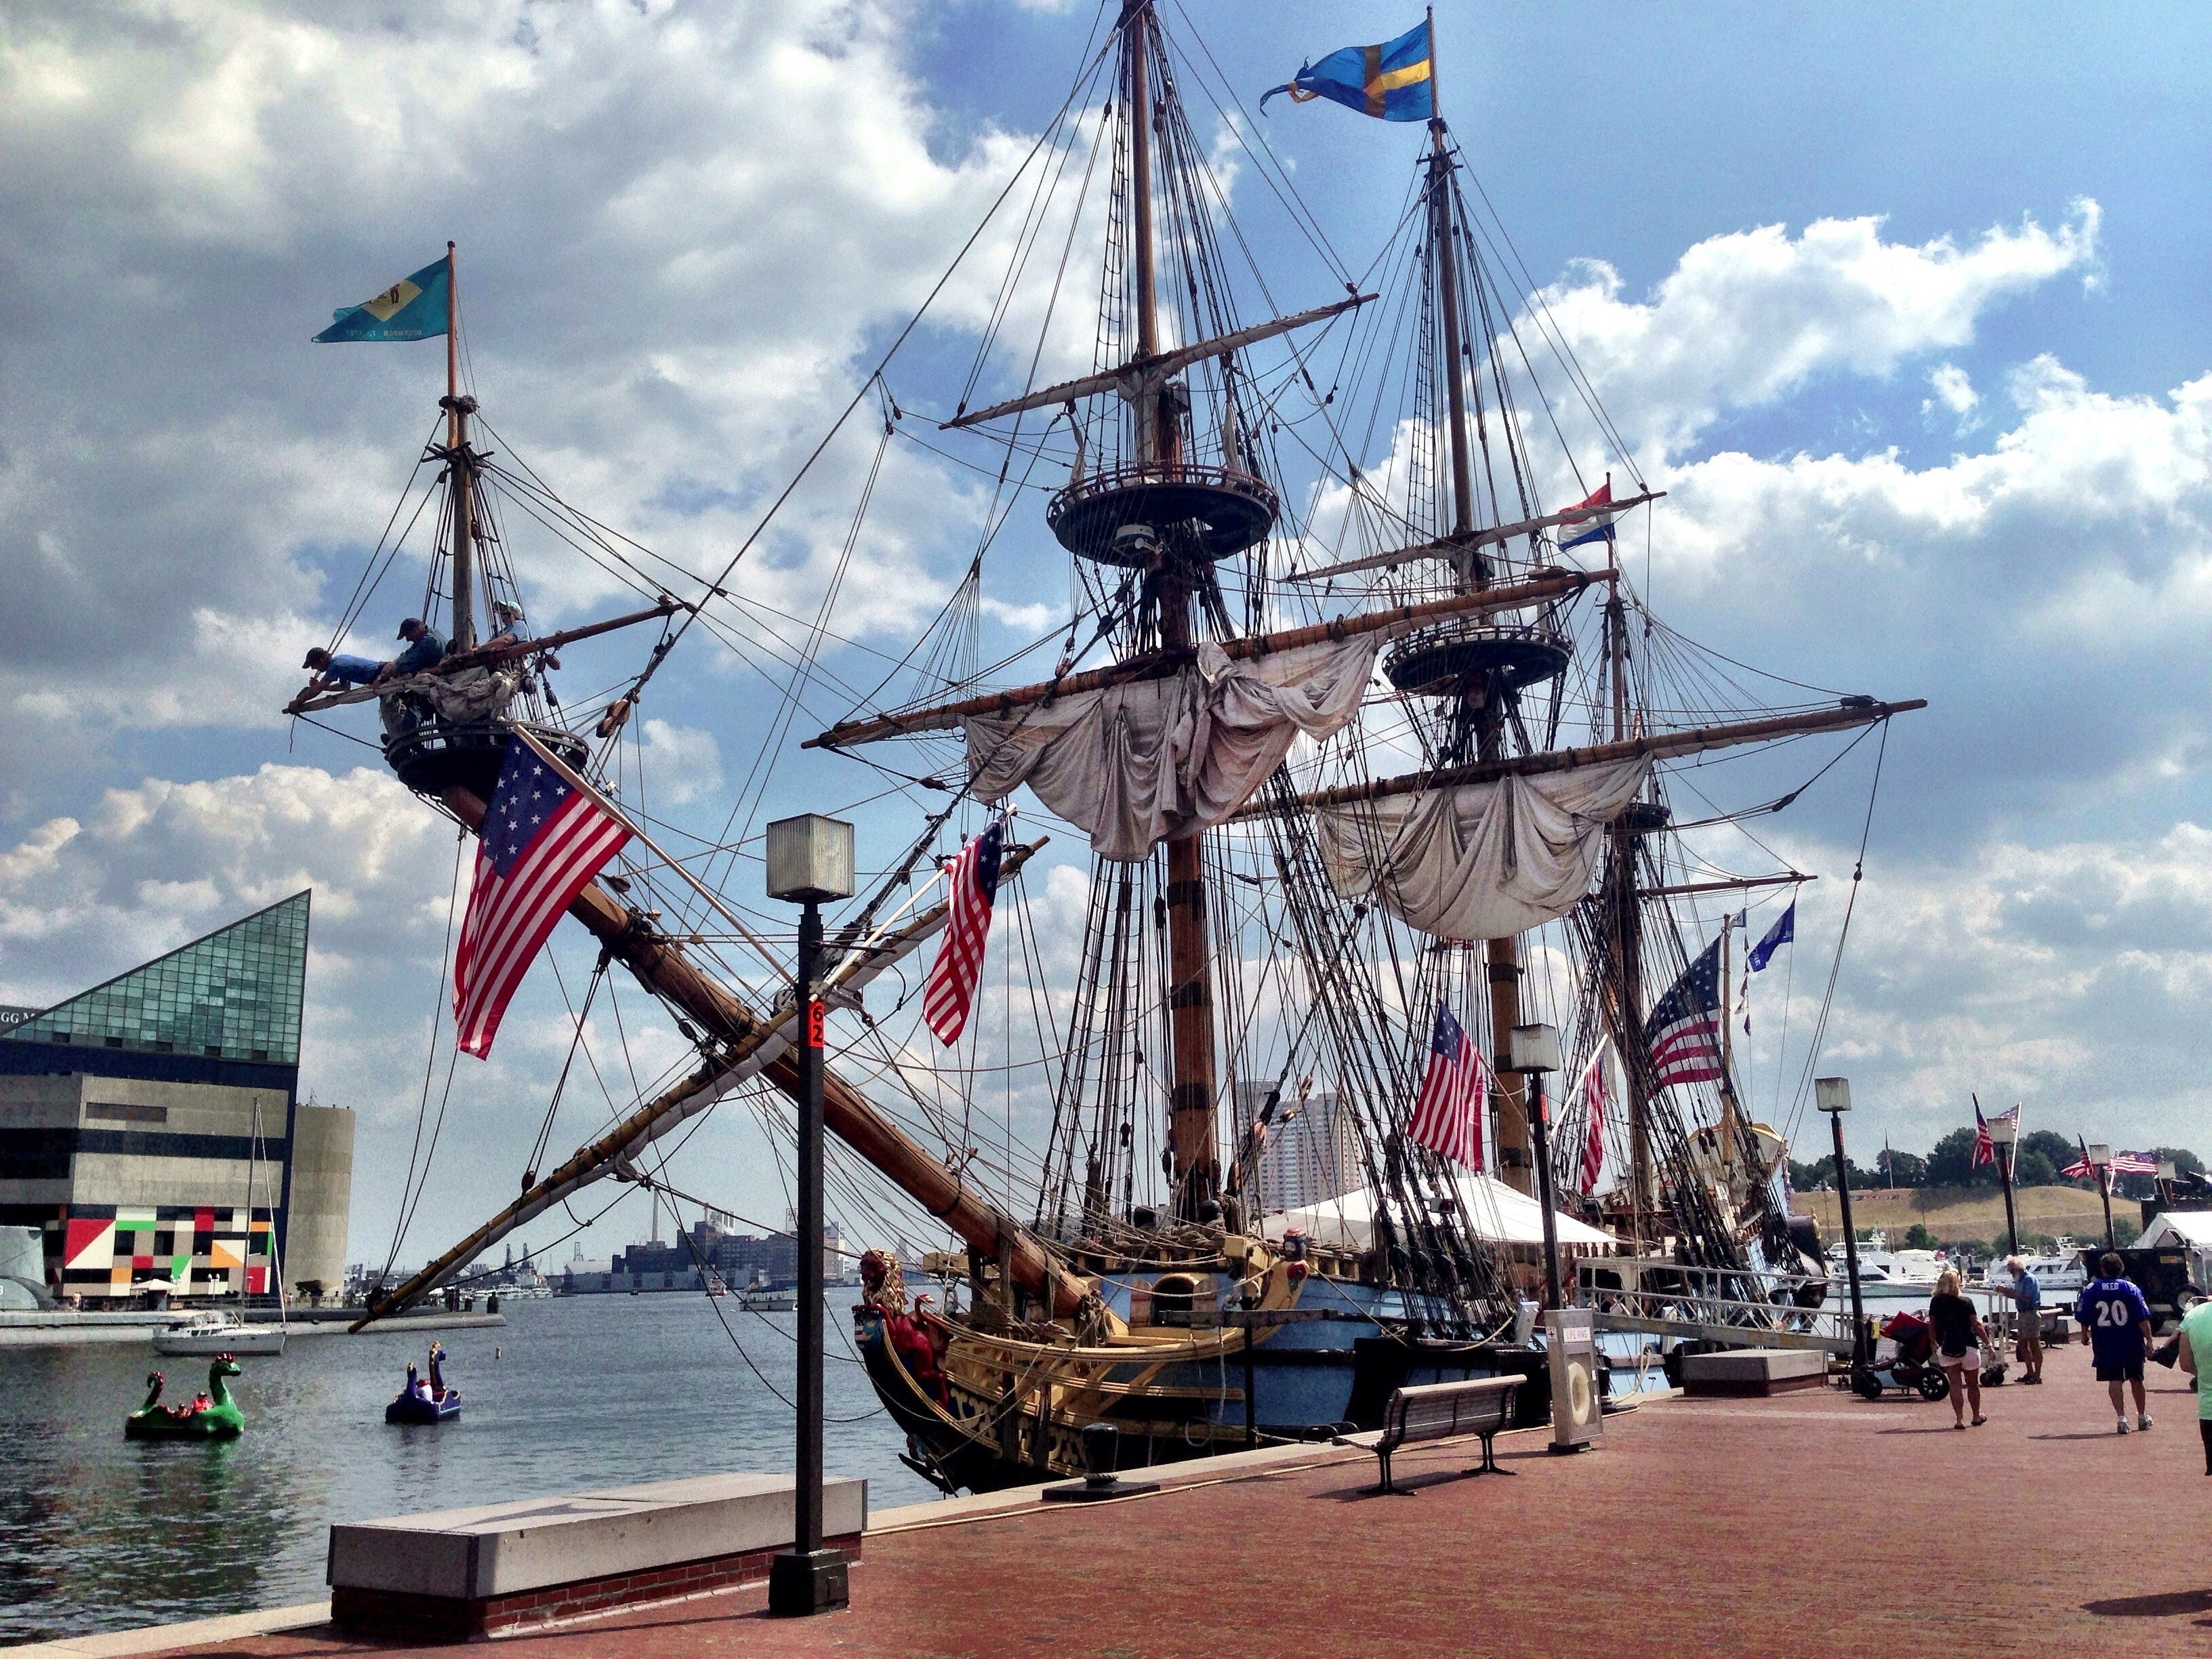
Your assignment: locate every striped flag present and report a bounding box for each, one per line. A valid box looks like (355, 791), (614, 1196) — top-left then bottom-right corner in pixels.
(1643, 937), (1724, 1090)
(1971, 1099), (2017, 1168)
(2062, 1136), (2093, 1181)
(2110, 1150), (2161, 1176)
(1407, 1003), (1487, 1171)
(1575, 1039), (1613, 1195)
(453, 737), (631, 1059)
(1557, 478), (1623, 551)
(923, 817), (1006, 1046)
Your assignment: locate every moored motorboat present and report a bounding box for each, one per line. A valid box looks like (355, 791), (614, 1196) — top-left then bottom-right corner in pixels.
(154, 1311), (285, 1356)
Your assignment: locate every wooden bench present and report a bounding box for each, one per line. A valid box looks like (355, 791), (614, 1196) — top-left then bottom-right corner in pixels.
(1363, 1376), (1523, 1494)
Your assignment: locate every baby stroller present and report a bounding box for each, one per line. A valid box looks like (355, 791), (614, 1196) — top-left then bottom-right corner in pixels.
(1854, 1310), (1950, 1401)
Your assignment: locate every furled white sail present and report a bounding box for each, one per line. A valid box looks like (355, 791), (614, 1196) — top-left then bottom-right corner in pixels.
(966, 636), (1380, 861)
(1315, 757), (1651, 939)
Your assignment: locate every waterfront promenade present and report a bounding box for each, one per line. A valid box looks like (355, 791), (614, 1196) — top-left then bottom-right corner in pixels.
(32, 1338), (2209, 1659)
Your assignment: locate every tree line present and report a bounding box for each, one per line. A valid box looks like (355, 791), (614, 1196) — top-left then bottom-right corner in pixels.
(1787, 1129), (2206, 1200)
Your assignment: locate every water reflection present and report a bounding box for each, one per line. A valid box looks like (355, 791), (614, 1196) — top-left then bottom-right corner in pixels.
(0, 1294), (925, 1642)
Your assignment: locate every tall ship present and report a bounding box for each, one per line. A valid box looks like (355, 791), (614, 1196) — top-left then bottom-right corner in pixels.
(296, 4), (1918, 1491)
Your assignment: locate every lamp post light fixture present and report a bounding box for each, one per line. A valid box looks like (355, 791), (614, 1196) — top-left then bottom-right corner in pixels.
(764, 813), (855, 1618)
(1985, 1103), (2020, 1259)
(1504, 1023), (1565, 1311)
(2087, 1142), (2116, 1250)
(2158, 1157), (2179, 1210)
(1814, 1078), (1868, 1374)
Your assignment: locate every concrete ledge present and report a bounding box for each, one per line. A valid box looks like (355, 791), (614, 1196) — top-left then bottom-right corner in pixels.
(329, 1472), (865, 1641)
(1681, 1347), (1829, 1397)
(1, 1600), (330, 1658)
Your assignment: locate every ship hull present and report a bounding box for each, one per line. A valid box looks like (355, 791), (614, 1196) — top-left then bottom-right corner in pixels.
(853, 1279), (1549, 1494)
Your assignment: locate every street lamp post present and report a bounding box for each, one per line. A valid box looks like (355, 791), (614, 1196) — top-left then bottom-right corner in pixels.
(764, 813), (855, 1619)
(2088, 1142), (2116, 1252)
(1986, 1105), (2019, 1260)
(1816, 1078), (1868, 1375)
(1505, 1024), (1565, 1310)
(2158, 1158), (2178, 1215)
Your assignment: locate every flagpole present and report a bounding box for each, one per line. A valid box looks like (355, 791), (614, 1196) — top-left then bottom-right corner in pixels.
(510, 726), (792, 984)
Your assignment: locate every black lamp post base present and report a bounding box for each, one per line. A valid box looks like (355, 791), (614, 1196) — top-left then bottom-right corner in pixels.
(766, 1550), (848, 1617)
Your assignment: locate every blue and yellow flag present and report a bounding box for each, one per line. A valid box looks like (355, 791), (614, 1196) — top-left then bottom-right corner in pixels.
(1260, 20), (1433, 122)
(313, 255), (450, 342)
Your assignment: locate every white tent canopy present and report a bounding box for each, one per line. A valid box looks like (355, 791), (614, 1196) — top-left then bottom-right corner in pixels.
(2135, 1210), (2212, 1252)
(1263, 1172), (1618, 1254)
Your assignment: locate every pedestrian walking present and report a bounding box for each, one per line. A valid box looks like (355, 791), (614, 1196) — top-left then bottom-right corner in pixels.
(1927, 1269), (1988, 1429)
(2177, 1293), (2212, 1474)
(2078, 1251), (2155, 1433)
(1988, 1255), (2045, 1383)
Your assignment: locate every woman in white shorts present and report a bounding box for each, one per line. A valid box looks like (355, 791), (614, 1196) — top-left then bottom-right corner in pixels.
(1927, 1268), (1988, 1428)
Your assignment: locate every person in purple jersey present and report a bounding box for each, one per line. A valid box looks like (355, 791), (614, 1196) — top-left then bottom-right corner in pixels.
(2078, 1252), (2156, 1433)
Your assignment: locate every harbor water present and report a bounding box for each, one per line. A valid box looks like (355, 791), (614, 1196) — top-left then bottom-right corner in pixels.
(0, 1292), (935, 1645)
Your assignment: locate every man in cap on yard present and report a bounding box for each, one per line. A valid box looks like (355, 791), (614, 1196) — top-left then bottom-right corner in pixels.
(375, 617), (447, 684)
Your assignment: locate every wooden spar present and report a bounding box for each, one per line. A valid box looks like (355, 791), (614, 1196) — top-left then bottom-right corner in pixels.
(1641, 872), (1814, 899)
(1267, 697), (1927, 813)
(283, 599), (683, 716)
(444, 242), (476, 653)
(803, 567), (1608, 750)
(1285, 491), (1666, 583)
(941, 293), (1373, 430)
(382, 781), (1084, 1324)
(351, 839), (1054, 1329)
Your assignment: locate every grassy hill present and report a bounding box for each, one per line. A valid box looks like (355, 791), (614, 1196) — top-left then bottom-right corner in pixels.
(1792, 1184), (2133, 1248)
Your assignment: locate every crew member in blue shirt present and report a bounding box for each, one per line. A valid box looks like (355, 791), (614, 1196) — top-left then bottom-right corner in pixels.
(377, 617), (447, 684)
(2078, 1252), (2155, 1433)
(300, 647), (385, 695)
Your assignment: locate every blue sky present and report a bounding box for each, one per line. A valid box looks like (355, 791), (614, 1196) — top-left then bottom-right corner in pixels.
(3, 1), (2209, 1266)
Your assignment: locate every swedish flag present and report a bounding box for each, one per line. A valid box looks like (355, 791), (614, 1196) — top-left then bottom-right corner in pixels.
(1260, 20), (1434, 123)
(314, 255), (450, 342)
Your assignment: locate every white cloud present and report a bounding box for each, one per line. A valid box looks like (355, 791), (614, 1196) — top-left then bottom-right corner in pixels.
(636, 718), (722, 806)
(1532, 203), (2100, 462)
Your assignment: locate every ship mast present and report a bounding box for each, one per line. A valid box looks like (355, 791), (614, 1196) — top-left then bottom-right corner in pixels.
(441, 241), (478, 651)
(1124, 0), (1221, 1220)
(1423, 48), (1534, 1195)
(1604, 582), (1652, 1231)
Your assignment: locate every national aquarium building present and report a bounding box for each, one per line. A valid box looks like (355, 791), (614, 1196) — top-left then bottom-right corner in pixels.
(0, 893), (354, 1306)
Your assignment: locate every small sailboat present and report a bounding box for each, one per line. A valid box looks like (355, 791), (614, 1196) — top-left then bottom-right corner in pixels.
(154, 1310), (285, 1356)
(384, 1341), (462, 1424)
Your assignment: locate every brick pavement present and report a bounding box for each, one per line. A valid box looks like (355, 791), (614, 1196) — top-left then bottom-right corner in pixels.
(137, 1340), (2211, 1659)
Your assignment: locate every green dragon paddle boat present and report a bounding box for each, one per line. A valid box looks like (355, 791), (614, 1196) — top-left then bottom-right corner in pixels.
(126, 1355), (245, 1440)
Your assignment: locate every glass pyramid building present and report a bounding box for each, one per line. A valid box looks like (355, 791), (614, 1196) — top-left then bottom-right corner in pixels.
(3, 892), (310, 1065)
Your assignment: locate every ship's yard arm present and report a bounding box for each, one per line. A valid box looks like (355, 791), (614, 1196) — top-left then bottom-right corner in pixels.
(802, 567), (1612, 750)
(1265, 697), (1930, 813)
(351, 804), (1076, 1330)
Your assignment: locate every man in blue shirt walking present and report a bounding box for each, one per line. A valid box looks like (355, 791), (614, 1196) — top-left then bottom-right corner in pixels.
(2078, 1252), (2155, 1433)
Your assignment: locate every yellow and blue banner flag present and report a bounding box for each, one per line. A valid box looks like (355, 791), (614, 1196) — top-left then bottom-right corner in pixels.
(1261, 19), (1433, 123)
(314, 255), (450, 342)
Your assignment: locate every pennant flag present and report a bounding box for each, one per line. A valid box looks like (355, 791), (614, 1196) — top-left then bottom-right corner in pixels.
(924, 816), (1007, 1046)
(1408, 1002), (1487, 1171)
(1557, 478), (1624, 551)
(1260, 19), (1434, 123)
(453, 738), (632, 1058)
(1746, 901), (1796, 972)
(1643, 937), (1725, 1089)
(1575, 1039), (1613, 1195)
(315, 255), (451, 342)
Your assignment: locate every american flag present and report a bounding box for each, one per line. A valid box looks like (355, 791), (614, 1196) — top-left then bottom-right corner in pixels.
(1971, 1099), (2016, 1168)
(1408, 1002), (1486, 1171)
(923, 816), (1006, 1046)
(453, 737), (631, 1059)
(2060, 1143), (2158, 1179)
(1643, 937), (1724, 1089)
(1575, 1039), (1612, 1195)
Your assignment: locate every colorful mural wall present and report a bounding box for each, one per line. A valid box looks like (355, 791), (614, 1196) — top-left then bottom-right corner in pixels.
(55, 1206), (275, 1298)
